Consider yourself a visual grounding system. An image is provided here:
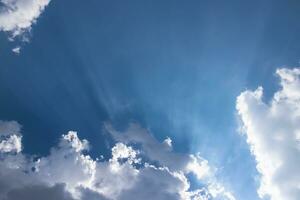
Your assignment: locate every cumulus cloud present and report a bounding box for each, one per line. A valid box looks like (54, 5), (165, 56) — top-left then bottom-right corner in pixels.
(237, 67), (300, 200)
(0, 134), (22, 153)
(0, 0), (50, 38)
(0, 121), (235, 200)
(0, 120), (22, 153)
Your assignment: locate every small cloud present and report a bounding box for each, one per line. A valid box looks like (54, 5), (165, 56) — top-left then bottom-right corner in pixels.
(163, 137), (172, 148)
(12, 46), (21, 54)
(0, 134), (22, 153)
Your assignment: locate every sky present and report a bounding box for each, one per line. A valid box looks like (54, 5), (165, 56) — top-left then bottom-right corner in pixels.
(0, 0), (300, 200)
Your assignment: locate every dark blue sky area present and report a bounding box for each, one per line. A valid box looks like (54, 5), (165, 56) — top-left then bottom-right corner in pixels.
(1, 1), (300, 199)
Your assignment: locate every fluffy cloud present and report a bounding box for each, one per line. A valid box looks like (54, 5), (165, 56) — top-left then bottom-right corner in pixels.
(0, 120), (22, 153)
(237, 68), (300, 200)
(0, 0), (50, 38)
(0, 121), (235, 200)
(0, 134), (22, 153)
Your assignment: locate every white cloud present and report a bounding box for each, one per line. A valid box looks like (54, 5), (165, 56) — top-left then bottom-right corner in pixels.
(105, 123), (235, 200)
(237, 67), (300, 200)
(105, 123), (191, 172)
(163, 137), (173, 149)
(0, 120), (22, 153)
(110, 143), (141, 166)
(0, 134), (22, 153)
(0, 121), (235, 200)
(0, 0), (51, 40)
(186, 154), (210, 180)
(35, 131), (96, 198)
(11, 46), (21, 54)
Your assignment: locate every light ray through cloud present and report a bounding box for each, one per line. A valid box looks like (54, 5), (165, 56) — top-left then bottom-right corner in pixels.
(1, 1), (300, 200)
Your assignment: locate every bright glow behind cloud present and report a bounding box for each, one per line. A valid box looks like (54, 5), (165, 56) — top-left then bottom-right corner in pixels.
(237, 67), (300, 200)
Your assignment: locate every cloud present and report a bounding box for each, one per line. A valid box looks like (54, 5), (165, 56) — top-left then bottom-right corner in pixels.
(0, 120), (22, 153)
(0, 0), (51, 46)
(11, 46), (21, 54)
(105, 123), (236, 200)
(0, 134), (22, 153)
(4, 184), (75, 200)
(0, 120), (21, 135)
(237, 67), (300, 200)
(0, 121), (235, 200)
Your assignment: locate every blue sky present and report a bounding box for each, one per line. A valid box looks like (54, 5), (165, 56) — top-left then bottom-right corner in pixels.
(1, 1), (300, 200)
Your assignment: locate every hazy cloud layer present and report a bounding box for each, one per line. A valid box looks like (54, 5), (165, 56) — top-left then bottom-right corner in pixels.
(237, 68), (300, 200)
(0, 121), (235, 200)
(4, 184), (74, 200)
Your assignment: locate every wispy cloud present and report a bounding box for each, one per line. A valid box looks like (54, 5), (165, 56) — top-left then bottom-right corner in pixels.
(12, 46), (21, 54)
